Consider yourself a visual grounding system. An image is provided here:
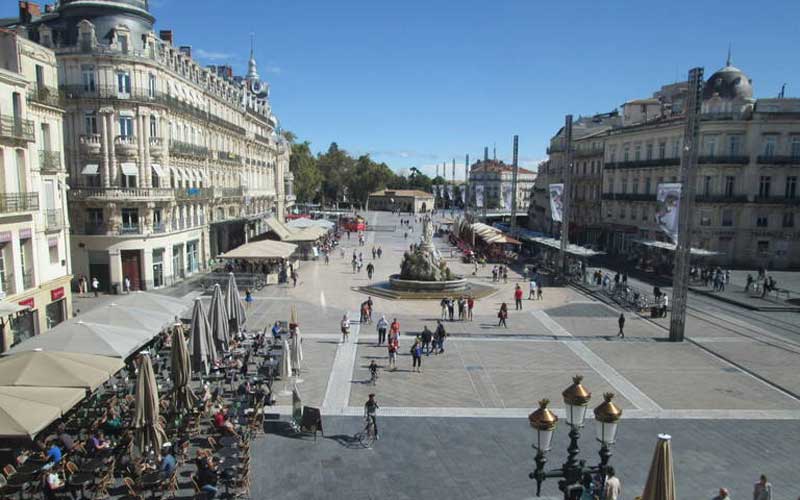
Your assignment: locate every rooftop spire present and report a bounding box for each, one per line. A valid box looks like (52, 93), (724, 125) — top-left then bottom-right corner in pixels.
(246, 33), (259, 81)
(726, 43), (731, 67)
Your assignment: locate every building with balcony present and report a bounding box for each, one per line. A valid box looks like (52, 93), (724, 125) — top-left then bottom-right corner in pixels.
(468, 159), (536, 211)
(0, 29), (72, 350)
(10, 0), (291, 291)
(530, 57), (800, 269)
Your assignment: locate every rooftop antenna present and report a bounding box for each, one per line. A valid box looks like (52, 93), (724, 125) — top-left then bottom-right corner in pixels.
(493, 143), (496, 161)
(726, 43), (731, 67)
(779, 83), (786, 99)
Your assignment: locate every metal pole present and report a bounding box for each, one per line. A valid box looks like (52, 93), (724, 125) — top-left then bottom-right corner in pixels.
(510, 135), (519, 233)
(465, 154), (470, 215)
(669, 67), (704, 342)
(483, 147), (488, 219)
(560, 115), (573, 277)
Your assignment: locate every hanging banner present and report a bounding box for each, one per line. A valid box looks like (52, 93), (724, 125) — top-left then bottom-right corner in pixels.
(447, 185), (454, 200)
(549, 183), (564, 222)
(502, 185), (513, 210)
(655, 182), (681, 243)
(475, 185), (484, 208)
(460, 188), (466, 204)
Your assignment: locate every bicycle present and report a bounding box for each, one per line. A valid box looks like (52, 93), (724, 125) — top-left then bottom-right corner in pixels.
(354, 416), (377, 448)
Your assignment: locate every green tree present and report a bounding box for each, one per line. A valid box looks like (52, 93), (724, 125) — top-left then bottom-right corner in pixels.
(289, 141), (322, 203)
(317, 142), (355, 205)
(281, 130), (297, 144)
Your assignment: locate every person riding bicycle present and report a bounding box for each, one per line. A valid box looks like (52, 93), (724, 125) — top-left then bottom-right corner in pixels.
(368, 360), (379, 384)
(364, 394), (379, 439)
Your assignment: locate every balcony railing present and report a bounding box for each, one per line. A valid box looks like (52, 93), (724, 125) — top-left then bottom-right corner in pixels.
(175, 187), (213, 200)
(216, 151), (242, 164)
(169, 140), (210, 160)
(254, 133), (271, 144)
(39, 150), (62, 174)
(153, 222), (166, 234)
(698, 155), (750, 165)
(69, 186), (175, 201)
(27, 85), (62, 107)
(0, 193), (39, 214)
(212, 187), (244, 198)
(44, 209), (65, 231)
(695, 194), (749, 203)
(120, 224), (141, 235)
(754, 196), (800, 205)
(574, 147), (605, 158)
(115, 135), (137, 155)
(0, 116), (35, 143)
(757, 155), (800, 165)
(601, 193), (655, 202)
(605, 158), (682, 169)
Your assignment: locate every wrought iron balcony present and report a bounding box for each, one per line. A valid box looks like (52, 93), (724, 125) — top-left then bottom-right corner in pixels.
(212, 187), (244, 199)
(574, 147), (604, 158)
(44, 209), (65, 231)
(0, 193), (39, 214)
(69, 186), (175, 201)
(216, 151), (242, 164)
(39, 150), (62, 174)
(601, 193), (655, 202)
(604, 158), (681, 170)
(757, 155), (800, 165)
(754, 196), (800, 205)
(0, 116), (35, 143)
(169, 140), (210, 160)
(698, 155), (750, 165)
(695, 194), (749, 203)
(175, 187), (213, 200)
(27, 85), (62, 107)
(120, 224), (141, 235)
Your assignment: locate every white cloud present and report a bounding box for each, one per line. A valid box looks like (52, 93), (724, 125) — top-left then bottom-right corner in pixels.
(195, 49), (234, 62)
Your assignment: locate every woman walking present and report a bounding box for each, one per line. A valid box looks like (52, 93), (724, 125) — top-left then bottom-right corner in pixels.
(340, 314), (351, 343)
(411, 339), (423, 373)
(498, 302), (508, 328)
(387, 333), (399, 370)
(244, 288), (254, 309)
(376, 315), (389, 345)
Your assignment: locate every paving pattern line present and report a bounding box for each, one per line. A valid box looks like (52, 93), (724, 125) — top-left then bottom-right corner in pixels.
(534, 309), (662, 412)
(320, 312), (360, 414)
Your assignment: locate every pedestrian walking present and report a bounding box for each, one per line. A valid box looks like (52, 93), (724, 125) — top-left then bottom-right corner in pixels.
(123, 276), (131, 293)
(435, 320), (447, 354)
(492, 266), (498, 282)
(447, 297), (455, 321)
(712, 488), (731, 500)
(366, 262), (374, 280)
(753, 474), (773, 500)
(92, 277), (100, 297)
(372, 247), (377, 259)
(352, 258), (357, 273)
(497, 303), (508, 328)
(244, 288), (254, 308)
(502, 267), (508, 283)
(387, 334), (398, 370)
(467, 296), (474, 321)
(514, 284), (523, 310)
(421, 325), (433, 355)
(376, 315), (388, 345)
(603, 466), (622, 500)
(457, 296), (465, 320)
(617, 313), (625, 338)
(411, 339), (423, 372)
(340, 314), (351, 343)
(377, 246), (383, 259)
(440, 297), (448, 320)
(292, 270), (298, 287)
(529, 279), (537, 300)
(661, 294), (669, 318)
(537, 284), (543, 300)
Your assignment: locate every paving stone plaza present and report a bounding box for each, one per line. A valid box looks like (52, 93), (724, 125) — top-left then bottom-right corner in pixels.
(214, 211), (800, 500)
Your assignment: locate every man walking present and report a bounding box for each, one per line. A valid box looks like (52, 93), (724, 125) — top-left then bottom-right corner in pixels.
(92, 277), (100, 297)
(712, 488), (731, 500)
(387, 333), (399, 371)
(435, 320), (447, 354)
(123, 276), (131, 293)
(340, 314), (350, 343)
(467, 296), (474, 321)
(529, 278), (537, 300)
(421, 325), (433, 355)
(364, 394), (379, 439)
(447, 297), (455, 321)
(514, 284), (523, 310)
(376, 315), (388, 345)
(604, 467), (622, 500)
(366, 262), (374, 280)
(617, 313), (625, 339)
(753, 474), (773, 500)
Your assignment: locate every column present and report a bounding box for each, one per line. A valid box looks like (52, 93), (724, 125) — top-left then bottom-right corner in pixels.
(108, 249), (123, 293)
(137, 114), (147, 186)
(142, 112), (151, 188)
(100, 110), (110, 188)
(107, 111), (118, 186)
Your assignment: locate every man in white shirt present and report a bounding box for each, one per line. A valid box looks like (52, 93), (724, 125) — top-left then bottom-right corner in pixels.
(529, 280), (537, 300)
(604, 466), (622, 500)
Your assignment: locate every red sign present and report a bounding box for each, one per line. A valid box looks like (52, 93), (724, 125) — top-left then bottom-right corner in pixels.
(51, 287), (65, 301)
(18, 297), (34, 309)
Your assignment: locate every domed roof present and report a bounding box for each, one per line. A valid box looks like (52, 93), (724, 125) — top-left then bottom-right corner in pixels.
(702, 64), (753, 101)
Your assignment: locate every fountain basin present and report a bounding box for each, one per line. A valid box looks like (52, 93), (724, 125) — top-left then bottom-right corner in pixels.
(388, 274), (467, 292)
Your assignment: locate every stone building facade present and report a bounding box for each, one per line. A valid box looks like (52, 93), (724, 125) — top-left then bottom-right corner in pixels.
(468, 159), (536, 211)
(11, 0), (292, 291)
(0, 29), (72, 349)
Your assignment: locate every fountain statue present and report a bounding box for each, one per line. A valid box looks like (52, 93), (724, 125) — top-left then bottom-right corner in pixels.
(399, 216), (453, 282)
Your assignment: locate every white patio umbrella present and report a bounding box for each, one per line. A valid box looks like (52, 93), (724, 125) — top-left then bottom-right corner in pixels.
(279, 338), (293, 396)
(225, 273), (247, 335)
(208, 284), (230, 352)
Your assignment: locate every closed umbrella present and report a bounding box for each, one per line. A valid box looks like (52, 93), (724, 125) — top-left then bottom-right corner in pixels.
(289, 305), (298, 327)
(279, 338), (293, 396)
(170, 326), (197, 412)
(225, 273), (247, 334)
(291, 327), (303, 375)
(189, 299), (212, 376)
(641, 433), (676, 500)
(133, 354), (167, 454)
(209, 284), (230, 352)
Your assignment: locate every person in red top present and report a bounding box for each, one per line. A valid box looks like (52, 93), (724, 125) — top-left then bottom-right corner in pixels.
(514, 284), (524, 310)
(389, 318), (400, 336)
(467, 296), (475, 321)
(387, 329), (399, 371)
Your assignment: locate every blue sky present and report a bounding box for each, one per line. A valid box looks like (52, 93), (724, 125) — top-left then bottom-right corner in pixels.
(7, 0), (800, 176)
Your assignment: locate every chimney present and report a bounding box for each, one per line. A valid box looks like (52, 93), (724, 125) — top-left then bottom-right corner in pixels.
(158, 30), (173, 45)
(179, 45), (191, 57)
(18, 1), (41, 23)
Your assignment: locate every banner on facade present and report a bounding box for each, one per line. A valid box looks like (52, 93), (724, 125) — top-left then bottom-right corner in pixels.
(655, 182), (681, 243)
(447, 184), (453, 200)
(475, 185), (484, 208)
(461, 187), (466, 204)
(549, 183), (564, 222)
(502, 185), (513, 210)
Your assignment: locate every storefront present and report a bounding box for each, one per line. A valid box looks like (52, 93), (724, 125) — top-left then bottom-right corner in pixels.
(45, 286), (66, 329)
(12, 297), (37, 347)
(152, 248), (164, 288)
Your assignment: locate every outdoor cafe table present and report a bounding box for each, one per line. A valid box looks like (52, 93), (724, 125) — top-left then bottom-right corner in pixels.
(139, 471), (163, 498)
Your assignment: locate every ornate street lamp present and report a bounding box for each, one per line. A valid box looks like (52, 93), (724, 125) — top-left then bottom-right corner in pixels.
(529, 376), (623, 500)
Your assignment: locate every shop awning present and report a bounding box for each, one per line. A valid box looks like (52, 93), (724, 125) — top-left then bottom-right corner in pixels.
(219, 239), (297, 260)
(151, 164), (165, 178)
(81, 164), (99, 175)
(286, 226), (327, 242)
(120, 163), (138, 177)
(0, 386), (87, 439)
(264, 217), (293, 241)
(286, 218), (335, 230)
(633, 239), (721, 256)
(470, 222), (521, 245)
(522, 236), (605, 257)
(0, 302), (29, 316)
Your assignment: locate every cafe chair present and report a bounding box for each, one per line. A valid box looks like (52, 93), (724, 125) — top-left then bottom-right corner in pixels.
(122, 476), (144, 500)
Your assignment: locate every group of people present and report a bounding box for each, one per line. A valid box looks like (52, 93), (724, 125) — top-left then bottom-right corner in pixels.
(745, 271), (779, 299)
(690, 266), (730, 292)
(491, 265), (509, 283)
(77, 274), (102, 297)
(439, 296), (475, 321)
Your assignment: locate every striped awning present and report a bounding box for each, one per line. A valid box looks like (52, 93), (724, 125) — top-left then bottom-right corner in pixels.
(81, 164), (99, 175)
(120, 163), (138, 177)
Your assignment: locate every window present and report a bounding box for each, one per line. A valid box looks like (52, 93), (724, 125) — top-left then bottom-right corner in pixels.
(725, 176), (735, 197)
(762, 135), (777, 157)
(84, 112), (97, 135)
(119, 116), (134, 137)
(632, 178), (639, 194)
(756, 215), (769, 227)
(623, 147), (629, 162)
(634, 145), (641, 161)
(148, 74), (156, 98)
(645, 177), (651, 194)
(152, 249), (164, 288)
(49, 240), (58, 264)
(121, 208), (139, 231)
(149, 116), (157, 137)
(757, 241), (769, 256)
(792, 137), (800, 159)
(646, 143), (653, 160)
(116, 71), (131, 95)
(87, 208), (103, 226)
(118, 33), (129, 53)
(608, 146), (616, 163)
(759, 176), (771, 198)
(721, 209), (734, 227)
(658, 142), (666, 160)
(35, 64), (44, 89)
(81, 65), (95, 92)
(642, 206), (648, 221)
(783, 212), (795, 228)
(700, 211), (712, 226)
(786, 176), (797, 199)
(621, 176), (627, 194)
(729, 135), (742, 156)
(0, 246), (7, 295)
(704, 136), (717, 157)
(672, 138), (681, 158)
(703, 176), (712, 196)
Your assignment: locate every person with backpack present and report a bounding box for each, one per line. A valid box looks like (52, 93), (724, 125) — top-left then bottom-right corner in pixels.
(421, 325), (433, 355)
(434, 321), (447, 354)
(410, 339), (423, 373)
